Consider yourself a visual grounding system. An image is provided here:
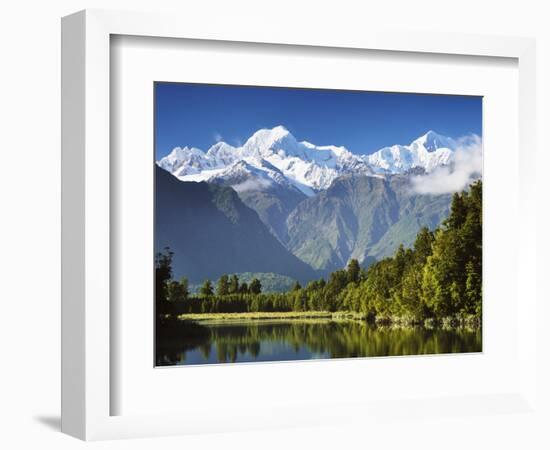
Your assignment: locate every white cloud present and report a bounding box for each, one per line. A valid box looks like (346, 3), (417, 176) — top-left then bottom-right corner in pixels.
(411, 135), (482, 195)
(213, 132), (223, 143)
(232, 178), (273, 193)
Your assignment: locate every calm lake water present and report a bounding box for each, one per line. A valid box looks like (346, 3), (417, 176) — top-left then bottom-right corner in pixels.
(156, 320), (482, 366)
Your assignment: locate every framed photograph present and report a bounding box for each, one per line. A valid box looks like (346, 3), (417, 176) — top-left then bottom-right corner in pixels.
(153, 82), (483, 367)
(62, 9), (538, 441)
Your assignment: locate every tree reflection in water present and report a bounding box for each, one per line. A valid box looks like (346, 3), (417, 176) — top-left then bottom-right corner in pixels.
(156, 320), (482, 366)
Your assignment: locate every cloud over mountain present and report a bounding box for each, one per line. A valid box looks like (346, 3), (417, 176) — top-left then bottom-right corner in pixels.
(410, 135), (482, 195)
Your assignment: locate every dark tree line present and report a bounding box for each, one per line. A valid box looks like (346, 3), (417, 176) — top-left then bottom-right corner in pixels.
(156, 181), (482, 323)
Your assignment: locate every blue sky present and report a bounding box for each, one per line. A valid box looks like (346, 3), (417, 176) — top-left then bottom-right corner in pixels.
(155, 82), (482, 159)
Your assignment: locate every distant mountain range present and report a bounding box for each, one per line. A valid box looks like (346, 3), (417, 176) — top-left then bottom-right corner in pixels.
(156, 127), (480, 284)
(158, 126), (477, 191)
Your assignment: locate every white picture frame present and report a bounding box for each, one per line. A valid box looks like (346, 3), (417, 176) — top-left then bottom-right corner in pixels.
(61, 9), (538, 441)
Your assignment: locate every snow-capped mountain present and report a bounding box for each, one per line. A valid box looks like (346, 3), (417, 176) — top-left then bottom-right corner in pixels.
(156, 127), (480, 275)
(158, 126), (375, 196)
(366, 131), (458, 174)
(157, 126), (475, 195)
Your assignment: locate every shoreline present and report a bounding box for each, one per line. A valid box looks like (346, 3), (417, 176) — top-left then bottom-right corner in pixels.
(176, 311), (481, 329)
(178, 311), (335, 322)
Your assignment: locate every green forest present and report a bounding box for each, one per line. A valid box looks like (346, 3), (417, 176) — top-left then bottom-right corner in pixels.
(156, 180), (482, 327)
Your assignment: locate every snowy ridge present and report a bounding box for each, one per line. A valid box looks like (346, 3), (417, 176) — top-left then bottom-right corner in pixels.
(366, 130), (458, 174)
(158, 126), (477, 196)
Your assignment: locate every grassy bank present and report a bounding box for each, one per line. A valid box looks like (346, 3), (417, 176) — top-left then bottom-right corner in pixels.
(177, 311), (481, 329)
(178, 310), (375, 323)
(178, 311), (334, 322)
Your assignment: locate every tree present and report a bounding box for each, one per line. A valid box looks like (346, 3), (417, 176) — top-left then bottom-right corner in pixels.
(179, 277), (189, 300)
(200, 279), (214, 298)
(155, 247), (173, 315)
(292, 289), (307, 311)
(216, 274), (229, 296)
(291, 281), (302, 291)
(413, 227), (434, 264)
(400, 265), (426, 320)
(167, 277), (189, 303)
(347, 259), (360, 284)
(464, 261), (482, 315)
(446, 191), (468, 229)
(327, 270), (348, 294)
(239, 282), (249, 294)
(420, 182), (482, 318)
(229, 274), (239, 294)
(421, 230), (460, 316)
(359, 268), (368, 283)
(392, 244), (408, 281)
(362, 258), (395, 316)
(249, 278), (262, 294)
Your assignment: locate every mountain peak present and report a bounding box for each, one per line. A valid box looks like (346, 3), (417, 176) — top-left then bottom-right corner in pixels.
(168, 146), (204, 158)
(241, 126), (298, 158)
(157, 146), (207, 173)
(366, 130), (460, 174)
(412, 130), (456, 152)
(206, 141), (236, 156)
(246, 125), (293, 144)
(271, 124), (290, 134)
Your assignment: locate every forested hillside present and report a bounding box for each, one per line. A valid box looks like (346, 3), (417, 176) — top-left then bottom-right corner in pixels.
(157, 181), (482, 325)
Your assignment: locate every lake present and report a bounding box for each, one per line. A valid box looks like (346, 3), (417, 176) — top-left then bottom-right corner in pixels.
(156, 319), (482, 366)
